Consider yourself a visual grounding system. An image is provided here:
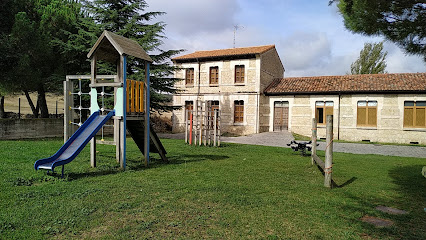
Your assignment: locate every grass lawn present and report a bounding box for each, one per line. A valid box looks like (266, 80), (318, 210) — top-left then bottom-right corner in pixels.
(1, 138), (425, 239)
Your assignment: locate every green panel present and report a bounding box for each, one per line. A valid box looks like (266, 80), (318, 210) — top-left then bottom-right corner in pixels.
(90, 88), (100, 114)
(115, 87), (124, 117)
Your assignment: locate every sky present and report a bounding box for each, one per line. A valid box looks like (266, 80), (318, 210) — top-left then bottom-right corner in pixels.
(147, 0), (425, 77)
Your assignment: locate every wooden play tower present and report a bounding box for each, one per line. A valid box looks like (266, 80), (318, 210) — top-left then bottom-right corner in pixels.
(64, 30), (167, 170)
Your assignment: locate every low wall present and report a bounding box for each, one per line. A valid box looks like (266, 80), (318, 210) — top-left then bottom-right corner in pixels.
(0, 119), (64, 140)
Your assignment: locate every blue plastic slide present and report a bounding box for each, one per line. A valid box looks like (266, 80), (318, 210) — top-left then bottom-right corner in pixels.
(34, 110), (115, 176)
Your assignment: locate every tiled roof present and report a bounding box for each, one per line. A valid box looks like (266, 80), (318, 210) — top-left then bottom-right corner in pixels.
(172, 45), (275, 61)
(264, 73), (426, 95)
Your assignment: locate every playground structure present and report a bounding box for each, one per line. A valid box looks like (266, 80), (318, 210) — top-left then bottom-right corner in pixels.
(35, 31), (168, 176)
(184, 100), (221, 146)
(311, 115), (335, 188)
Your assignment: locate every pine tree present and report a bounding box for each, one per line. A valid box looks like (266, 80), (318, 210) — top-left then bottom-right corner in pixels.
(83, 0), (184, 112)
(350, 41), (387, 75)
(330, 0), (426, 61)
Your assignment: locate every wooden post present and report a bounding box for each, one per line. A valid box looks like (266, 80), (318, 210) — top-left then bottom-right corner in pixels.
(324, 115), (333, 188)
(311, 118), (317, 165)
(184, 108), (188, 144)
(213, 109), (217, 147)
(199, 102), (203, 146)
(189, 112), (193, 145)
(90, 56), (97, 167)
(217, 110), (221, 146)
(115, 119), (120, 163)
(63, 80), (72, 142)
(18, 98), (21, 119)
(144, 62), (150, 167)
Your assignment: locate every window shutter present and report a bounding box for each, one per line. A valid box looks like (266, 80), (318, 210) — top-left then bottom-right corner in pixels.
(416, 108), (425, 127)
(368, 107), (377, 126)
(357, 107), (366, 125)
(404, 108), (414, 127)
(325, 106), (333, 119)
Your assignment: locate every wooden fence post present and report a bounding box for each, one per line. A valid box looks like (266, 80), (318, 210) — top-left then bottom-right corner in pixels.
(213, 109), (217, 147)
(189, 112), (193, 145)
(311, 118), (317, 165)
(324, 115), (333, 188)
(184, 108), (188, 144)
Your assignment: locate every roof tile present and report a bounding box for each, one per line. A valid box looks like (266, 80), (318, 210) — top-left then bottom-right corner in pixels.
(173, 45), (275, 61)
(264, 73), (426, 94)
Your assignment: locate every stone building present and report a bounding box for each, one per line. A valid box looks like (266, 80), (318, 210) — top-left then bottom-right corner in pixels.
(171, 45), (284, 135)
(171, 45), (426, 145)
(264, 73), (426, 144)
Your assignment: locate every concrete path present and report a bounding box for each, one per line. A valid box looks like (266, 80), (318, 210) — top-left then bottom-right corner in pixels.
(159, 132), (426, 158)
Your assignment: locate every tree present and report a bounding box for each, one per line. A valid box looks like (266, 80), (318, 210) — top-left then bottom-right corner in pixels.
(330, 0), (426, 61)
(83, 0), (184, 112)
(350, 41), (387, 75)
(0, 0), (82, 118)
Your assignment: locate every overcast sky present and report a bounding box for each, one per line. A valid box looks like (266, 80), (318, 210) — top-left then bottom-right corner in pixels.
(147, 0), (425, 77)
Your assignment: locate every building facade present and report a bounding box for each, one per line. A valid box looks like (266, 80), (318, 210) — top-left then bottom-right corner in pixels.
(172, 45), (426, 145)
(264, 73), (426, 144)
(172, 45), (284, 135)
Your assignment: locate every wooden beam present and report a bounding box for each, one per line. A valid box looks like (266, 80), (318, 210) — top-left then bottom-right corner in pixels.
(89, 82), (123, 88)
(311, 118), (317, 165)
(324, 115), (333, 188)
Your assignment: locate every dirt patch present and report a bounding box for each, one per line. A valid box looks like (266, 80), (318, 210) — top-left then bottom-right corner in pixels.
(361, 215), (393, 228)
(376, 206), (408, 215)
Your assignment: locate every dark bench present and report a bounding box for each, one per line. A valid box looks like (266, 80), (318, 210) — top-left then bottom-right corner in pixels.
(287, 140), (318, 156)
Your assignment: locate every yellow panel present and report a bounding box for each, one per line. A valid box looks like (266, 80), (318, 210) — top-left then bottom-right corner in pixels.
(415, 108), (425, 127)
(368, 107), (377, 126)
(135, 81), (140, 112)
(140, 82), (144, 112)
(404, 108), (413, 127)
(357, 107), (366, 125)
(325, 106), (333, 119)
(131, 80), (135, 112)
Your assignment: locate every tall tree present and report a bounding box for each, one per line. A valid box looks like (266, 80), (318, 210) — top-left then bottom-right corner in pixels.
(0, 0), (81, 118)
(83, 0), (184, 112)
(330, 0), (426, 61)
(350, 41), (387, 74)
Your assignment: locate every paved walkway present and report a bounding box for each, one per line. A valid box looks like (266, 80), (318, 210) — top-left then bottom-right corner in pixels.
(159, 132), (426, 158)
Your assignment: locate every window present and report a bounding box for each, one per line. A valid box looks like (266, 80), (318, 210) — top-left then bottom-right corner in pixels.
(185, 68), (194, 86)
(208, 100), (219, 120)
(315, 101), (333, 124)
(185, 101), (193, 121)
(357, 101), (377, 127)
(404, 101), (426, 128)
(235, 65), (245, 84)
(234, 100), (244, 123)
(209, 66), (219, 85)
(209, 100), (219, 113)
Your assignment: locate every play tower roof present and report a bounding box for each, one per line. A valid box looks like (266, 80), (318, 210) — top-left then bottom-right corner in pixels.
(87, 30), (152, 63)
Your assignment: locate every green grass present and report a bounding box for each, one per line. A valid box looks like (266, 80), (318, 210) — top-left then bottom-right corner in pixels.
(1, 138), (425, 239)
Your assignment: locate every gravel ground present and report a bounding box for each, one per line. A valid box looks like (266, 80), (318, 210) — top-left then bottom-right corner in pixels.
(158, 132), (426, 159)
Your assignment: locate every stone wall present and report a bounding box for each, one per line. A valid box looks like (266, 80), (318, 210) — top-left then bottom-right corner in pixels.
(0, 118), (64, 140)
